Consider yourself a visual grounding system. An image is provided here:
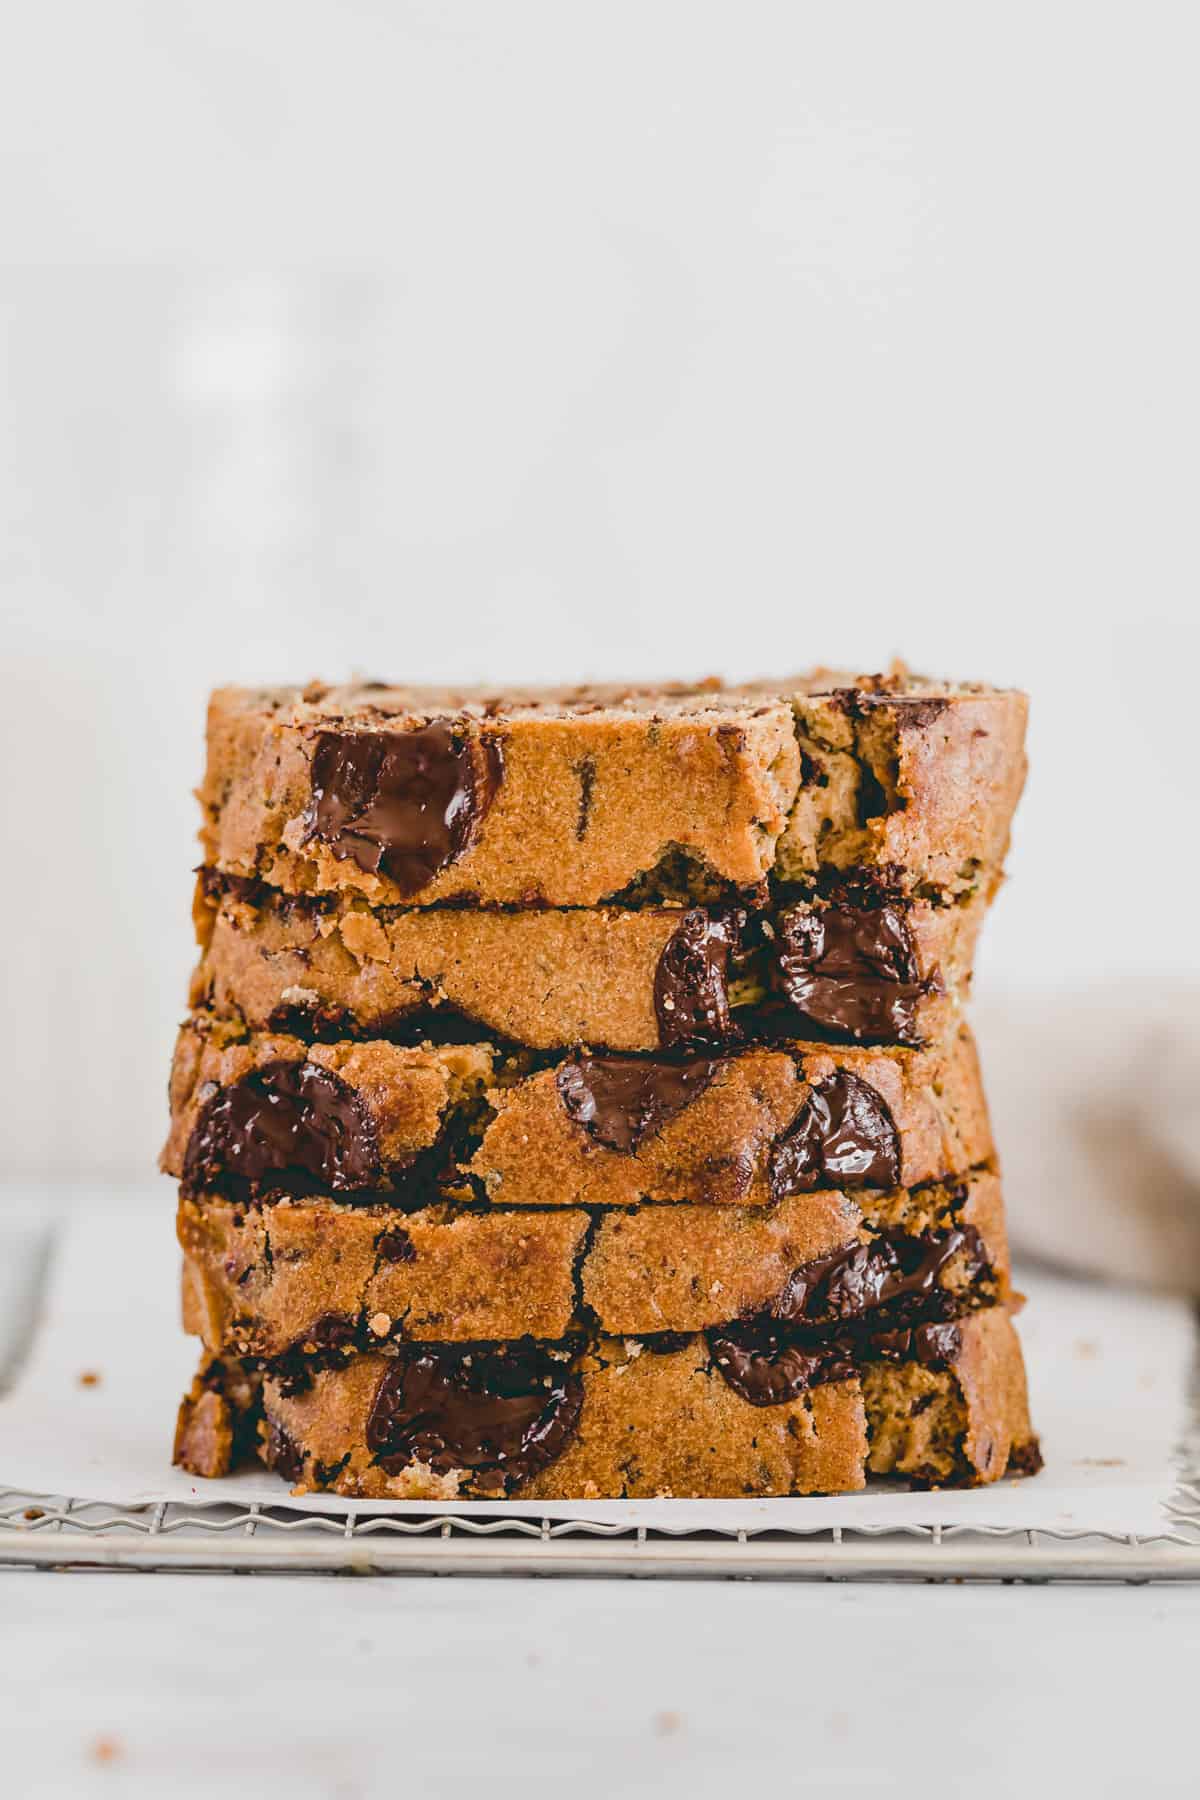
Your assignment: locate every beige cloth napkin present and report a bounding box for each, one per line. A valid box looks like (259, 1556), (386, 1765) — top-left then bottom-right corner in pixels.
(976, 986), (1200, 1296)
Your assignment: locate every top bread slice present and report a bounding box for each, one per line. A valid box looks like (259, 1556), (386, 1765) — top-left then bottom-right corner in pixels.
(200, 669), (1027, 909)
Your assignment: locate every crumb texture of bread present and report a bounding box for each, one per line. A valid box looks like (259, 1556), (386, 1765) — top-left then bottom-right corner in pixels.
(198, 675), (1027, 909)
(167, 668), (1037, 1504)
(190, 871), (989, 1051)
(176, 1309), (1036, 1499)
(176, 1165), (1008, 1354)
(162, 1013), (993, 1206)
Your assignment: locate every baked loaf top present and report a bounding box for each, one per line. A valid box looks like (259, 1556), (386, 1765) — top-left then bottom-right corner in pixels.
(200, 669), (1027, 907)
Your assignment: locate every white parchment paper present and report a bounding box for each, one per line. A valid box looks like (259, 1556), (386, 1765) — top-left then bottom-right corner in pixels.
(1, 1212), (1194, 1535)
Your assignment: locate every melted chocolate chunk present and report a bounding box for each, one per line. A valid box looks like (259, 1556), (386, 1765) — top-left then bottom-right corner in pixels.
(365, 1341), (582, 1489)
(305, 720), (503, 895)
(770, 1227), (987, 1327)
(654, 909), (742, 1047)
(182, 1060), (381, 1197)
(828, 686), (948, 729)
(285, 1313), (358, 1356)
(262, 1419), (306, 1484)
(376, 1227), (417, 1264)
(774, 902), (935, 1045)
(891, 696), (949, 729)
(768, 1071), (900, 1197)
(707, 1321), (856, 1406)
(869, 1321), (963, 1367)
(1007, 1438), (1045, 1477)
(556, 1054), (719, 1153)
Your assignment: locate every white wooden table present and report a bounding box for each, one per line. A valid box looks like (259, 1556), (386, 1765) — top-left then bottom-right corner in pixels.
(4, 1574), (1199, 1797)
(3, 1204), (1198, 1795)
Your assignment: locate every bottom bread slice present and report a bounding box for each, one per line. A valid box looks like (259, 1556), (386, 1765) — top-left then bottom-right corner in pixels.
(175, 1306), (1038, 1500)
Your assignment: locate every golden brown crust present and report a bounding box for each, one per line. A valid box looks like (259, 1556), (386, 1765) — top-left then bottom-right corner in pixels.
(172, 1357), (263, 1479)
(173, 1386), (235, 1479)
(234, 1309), (1035, 1499)
(199, 675), (1026, 907)
(176, 1168), (1008, 1352)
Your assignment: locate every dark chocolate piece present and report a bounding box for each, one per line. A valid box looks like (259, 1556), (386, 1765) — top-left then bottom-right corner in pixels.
(262, 1418), (306, 1484)
(1007, 1438), (1045, 1477)
(283, 1312), (358, 1357)
(769, 1227), (987, 1327)
(768, 1071), (900, 1197)
(654, 909), (742, 1047)
(869, 1321), (963, 1367)
(708, 1288), (983, 1409)
(376, 1227), (417, 1264)
(556, 1054), (719, 1154)
(827, 685), (948, 729)
(181, 1060), (381, 1197)
(706, 1321), (856, 1407)
(305, 720), (503, 895)
(365, 1341), (582, 1489)
(774, 902), (936, 1045)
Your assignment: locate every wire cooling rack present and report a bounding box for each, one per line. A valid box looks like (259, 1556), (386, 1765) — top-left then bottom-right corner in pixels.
(3, 1225), (1198, 1582)
(4, 1410), (1198, 1582)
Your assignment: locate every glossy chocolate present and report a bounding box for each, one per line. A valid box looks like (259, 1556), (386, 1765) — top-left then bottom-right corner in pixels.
(305, 719), (503, 895)
(182, 1059), (380, 1196)
(708, 1282), (980, 1408)
(774, 901), (934, 1044)
(654, 909), (742, 1047)
(769, 1227), (987, 1326)
(706, 1321), (856, 1406)
(768, 1071), (900, 1197)
(556, 1054), (719, 1153)
(262, 1419), (306, 1484)
(365, 1341), (582, 1488)
(870, 1321), (964, 1367)
(376, 1227), (417, 1264)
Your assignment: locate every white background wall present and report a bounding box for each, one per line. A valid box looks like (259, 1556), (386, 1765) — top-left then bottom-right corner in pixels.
(2, 2), (1197, 1189)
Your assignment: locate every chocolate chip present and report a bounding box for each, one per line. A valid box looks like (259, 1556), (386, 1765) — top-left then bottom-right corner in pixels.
(556, 1054), (719, 1154)
(773, 902), (935, 1044)
(305, 720), (503, 895)
(706, 1320), (855, 1407)
(828, 686), (948, 729)
(287, 1312), (358, 1355)
(182, 1060), (380, 1196)
(654, 909), (742, 1047)
(870, 1321), (964, 1366)
(1008, 1438), (1045, 1477)
(768, 1228), (986, 1326)
(365, 1342), (582, 1489)
(376, 1227), (417, 1264)
(768, 1071), (901, 1197)
(574, 755), (596, 841)
(891, 697), (949, 729)
(263, 1419), (306, 1484)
